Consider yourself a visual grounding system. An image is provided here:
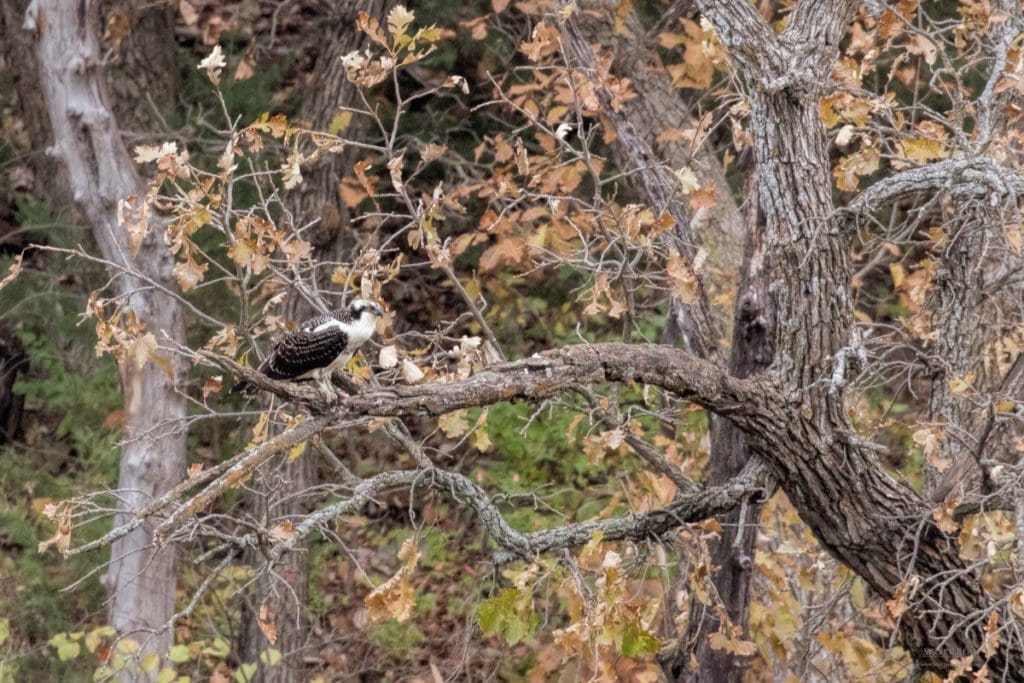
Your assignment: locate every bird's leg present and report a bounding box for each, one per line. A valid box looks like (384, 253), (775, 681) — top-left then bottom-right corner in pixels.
(316, 368), (338, 404)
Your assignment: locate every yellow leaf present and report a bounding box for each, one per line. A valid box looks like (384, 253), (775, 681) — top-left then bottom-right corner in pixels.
(227, 239), (254, 268)
(932, 496), (960, 534)
(128, 332), (158, 370)
(996, 398), (1017, 413)
(328, 111), (353, 135)
(889, 263), (905, 288)
(439, 410), (469, 438)
(288, 440), (307, 461)
(248, 112), (293, 141)
(949, 372), (974, 394)
(833, 145), (880, 191)
(674, 166), (699, 194)
(707, 631), (758, 656)
(893, 136), (947, 166)
(667, 252), (699, 305)
(472, 408), (492, 452)
(248, 412), (270, 448)
(819, 93), (872, 128)
(913, 426), (950, 471)
(658, 32), (686, 49)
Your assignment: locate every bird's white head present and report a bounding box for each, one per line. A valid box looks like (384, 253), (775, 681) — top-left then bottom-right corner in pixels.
(337, 298), (384, 350)
(348, 298), (384, 322)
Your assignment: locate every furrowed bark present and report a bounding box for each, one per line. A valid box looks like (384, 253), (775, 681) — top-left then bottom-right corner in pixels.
(29, 0), (187, 676)
(691, 0), (1024, 675)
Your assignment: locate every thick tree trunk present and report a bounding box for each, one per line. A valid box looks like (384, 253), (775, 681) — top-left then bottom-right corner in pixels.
(686, 0), (1024, 675)
(576, 0), (745, 289)
(99, 0), (180, 133)
(30, 0), (187, 677)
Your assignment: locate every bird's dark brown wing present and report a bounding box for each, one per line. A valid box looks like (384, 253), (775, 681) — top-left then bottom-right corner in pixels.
(259, 327), (349, 380)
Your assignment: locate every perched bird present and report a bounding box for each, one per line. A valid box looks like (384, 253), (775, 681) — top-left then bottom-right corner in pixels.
(234, 298), (384, 398)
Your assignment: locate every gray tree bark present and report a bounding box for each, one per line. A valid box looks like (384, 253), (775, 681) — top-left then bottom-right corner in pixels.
(29, 0), (187, 677)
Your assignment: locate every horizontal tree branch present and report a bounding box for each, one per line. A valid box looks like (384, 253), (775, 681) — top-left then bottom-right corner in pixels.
(846, 157), (1024, 219)
(260, 457), (774, 564)
(492, 457), (775, 563)
(202, 343), (765, 425)
(340, 343), (761, 420)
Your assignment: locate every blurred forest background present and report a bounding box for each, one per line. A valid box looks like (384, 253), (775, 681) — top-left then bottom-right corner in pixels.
(0, 0), (1023, 681)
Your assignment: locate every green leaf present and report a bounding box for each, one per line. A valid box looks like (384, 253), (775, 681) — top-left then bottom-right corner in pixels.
(259, 648), (282, 666)
(157, 669), (178, 683)
(0, 618), (9, 646)
(168, 644), (190, 663)
(477, 588), (538, 645)
(202, 637), (230, 659)
(141, 653), (160, 672)
(49, 632), (81, 661)
(57, 640), (80, 661)
(234, 662), (258, 683)
(438, 410), (469, 438)
(621, 620), (660, 657)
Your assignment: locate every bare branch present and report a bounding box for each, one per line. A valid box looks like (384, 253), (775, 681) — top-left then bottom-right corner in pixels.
(847, 157), (1024, 218)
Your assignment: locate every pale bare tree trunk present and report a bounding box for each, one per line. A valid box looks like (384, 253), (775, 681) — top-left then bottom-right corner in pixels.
(237, 3), (388, 680)
(29, 1), (187, 677)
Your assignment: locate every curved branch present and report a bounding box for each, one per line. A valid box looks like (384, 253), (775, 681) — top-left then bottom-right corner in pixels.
(262, 458), (774, 564)
(846, 157), (1024, 219)
(202, 343), (764, 423)
(341, 344), (761, 420)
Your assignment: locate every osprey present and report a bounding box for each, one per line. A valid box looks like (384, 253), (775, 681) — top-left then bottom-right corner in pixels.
(235, 298), (384, 397)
